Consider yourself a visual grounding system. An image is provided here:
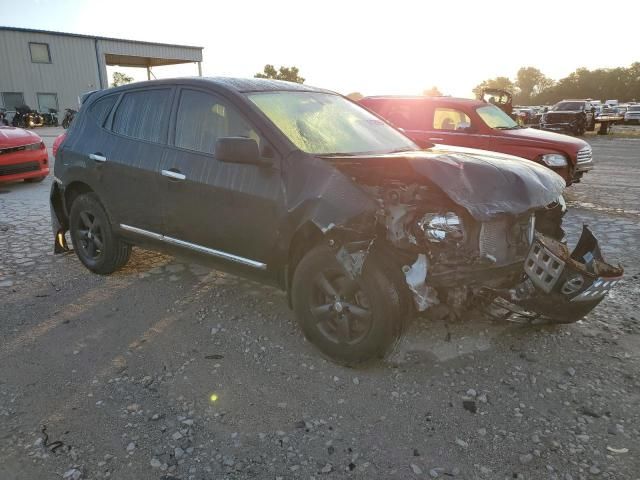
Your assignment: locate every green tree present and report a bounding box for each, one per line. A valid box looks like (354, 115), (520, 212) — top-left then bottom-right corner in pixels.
(515, 67), (554, 104)
(422, 86), (443, 97)
(111, 71), (134, 87)
(472, 76), (515, 98)
(255, 64), (305, 83)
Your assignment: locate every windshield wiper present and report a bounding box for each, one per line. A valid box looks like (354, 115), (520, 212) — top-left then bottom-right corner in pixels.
(495, 125), (523, 130)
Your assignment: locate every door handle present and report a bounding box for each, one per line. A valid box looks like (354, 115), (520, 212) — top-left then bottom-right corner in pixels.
(428, 137), (444, 142)
(162, 169), (186, 181)
(89, 153), (106, 162)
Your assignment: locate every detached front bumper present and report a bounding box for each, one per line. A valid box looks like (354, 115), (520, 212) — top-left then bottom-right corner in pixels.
(496, 226), (623, 323)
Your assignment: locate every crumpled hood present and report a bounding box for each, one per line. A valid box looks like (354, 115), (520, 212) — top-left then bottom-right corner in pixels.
(0, 126), (41, 148)
(326, 147), (566, 221)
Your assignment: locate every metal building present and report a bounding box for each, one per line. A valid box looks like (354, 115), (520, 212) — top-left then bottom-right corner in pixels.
(0, 26), (203, 114)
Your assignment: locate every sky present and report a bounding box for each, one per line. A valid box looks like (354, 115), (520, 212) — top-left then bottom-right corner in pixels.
(2, 0), (639, 97)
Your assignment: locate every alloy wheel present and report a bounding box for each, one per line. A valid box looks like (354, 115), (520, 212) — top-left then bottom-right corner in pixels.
(309, 269), (373, 345)
(75, 211), (104, 260)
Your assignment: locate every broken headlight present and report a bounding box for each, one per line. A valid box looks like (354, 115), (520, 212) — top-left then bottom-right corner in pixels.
(417, 212), (464, 243)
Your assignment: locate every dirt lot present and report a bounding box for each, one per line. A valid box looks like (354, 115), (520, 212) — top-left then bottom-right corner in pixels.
(1, 128), (639, 480)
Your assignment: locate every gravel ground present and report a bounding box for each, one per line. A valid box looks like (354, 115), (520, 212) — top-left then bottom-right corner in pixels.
(1, 128), (639, 480)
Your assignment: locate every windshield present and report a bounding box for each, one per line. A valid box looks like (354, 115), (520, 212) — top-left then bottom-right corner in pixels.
(476, 105), (519, 129)
(628, 106), (640, 112)
(553, 102), (584, 111)
(247, 91), (416, 155)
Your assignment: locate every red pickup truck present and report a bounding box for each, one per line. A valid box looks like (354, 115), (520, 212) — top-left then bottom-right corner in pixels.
(359, 96), (594, 185)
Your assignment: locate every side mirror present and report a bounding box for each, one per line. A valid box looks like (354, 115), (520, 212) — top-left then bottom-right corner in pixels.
(215, 137), (268, 166)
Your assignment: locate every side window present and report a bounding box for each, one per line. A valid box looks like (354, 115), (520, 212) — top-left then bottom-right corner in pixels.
(175, 89), (260, 154)
(112, 89), (171, 143)
(433, 108), (471, 131)
(89, 95), (118, 127)
(29, 42), (51, 63)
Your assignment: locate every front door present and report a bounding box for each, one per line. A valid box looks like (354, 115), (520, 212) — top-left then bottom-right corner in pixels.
(423, 106), (490, 150)
(161, 88), (284, 266)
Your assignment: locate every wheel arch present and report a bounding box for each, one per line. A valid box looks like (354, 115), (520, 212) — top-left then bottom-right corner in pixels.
(285, 222), (325, 307)
(63, 181), (95, 216)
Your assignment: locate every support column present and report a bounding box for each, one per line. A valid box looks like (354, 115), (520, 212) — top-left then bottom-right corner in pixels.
(197, 61), (202, 77)
(147, 64), (151, 81)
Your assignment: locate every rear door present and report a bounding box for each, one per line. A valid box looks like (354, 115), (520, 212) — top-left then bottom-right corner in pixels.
(101, 87), (174, 233)
(161, 87), (284, 265)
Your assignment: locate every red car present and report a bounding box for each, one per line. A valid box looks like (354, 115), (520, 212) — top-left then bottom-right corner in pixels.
(359, 96), (594, 185)
(52, 132), (66, 158)
(0, 126), (49, 183)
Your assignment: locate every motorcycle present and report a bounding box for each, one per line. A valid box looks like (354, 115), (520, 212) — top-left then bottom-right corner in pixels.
(12, 105), (44, 128)
(62, 108), (77, 129)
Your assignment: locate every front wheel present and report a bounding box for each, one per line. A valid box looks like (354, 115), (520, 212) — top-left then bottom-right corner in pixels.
(69, 193), (131, 274)
(292, 245), (405, 366)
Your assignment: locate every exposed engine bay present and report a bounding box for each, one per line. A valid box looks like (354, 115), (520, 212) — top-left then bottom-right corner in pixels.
(329, 178), (623, 324)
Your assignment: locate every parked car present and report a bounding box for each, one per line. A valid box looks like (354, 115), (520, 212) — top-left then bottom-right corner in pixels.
(539, 100), (596, 136)
(359, 96), (593, 184)
(52, 132), (66, 157)
(513, 106), (541, 127)
(0, 126), (49, 183)
(50, 78), (622, 365)
(624, 104), (640, 124)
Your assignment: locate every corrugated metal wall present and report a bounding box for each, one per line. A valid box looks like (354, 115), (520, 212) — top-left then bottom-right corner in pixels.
(0, 30), (101, 111)
(0, 29), (203, 112)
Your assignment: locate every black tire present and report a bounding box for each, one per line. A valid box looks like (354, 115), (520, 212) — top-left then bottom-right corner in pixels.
(69, 193), (131, 274)
(292, 245), (405, 366)
(24, 176), (46, 183)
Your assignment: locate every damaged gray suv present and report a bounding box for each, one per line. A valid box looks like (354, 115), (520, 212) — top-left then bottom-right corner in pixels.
(50, 78), (624, 365)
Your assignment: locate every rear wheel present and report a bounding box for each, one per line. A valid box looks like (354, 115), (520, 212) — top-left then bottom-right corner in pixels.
(69, 193), (131, 274)
(292, 245), (405, 366)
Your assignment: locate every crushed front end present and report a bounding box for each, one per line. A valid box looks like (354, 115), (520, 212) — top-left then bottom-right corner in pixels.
(325, 153), (623, 324)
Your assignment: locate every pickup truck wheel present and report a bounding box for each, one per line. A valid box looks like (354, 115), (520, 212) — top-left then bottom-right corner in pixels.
(292, 245), (404, 366)
(69, 193), (131, 274)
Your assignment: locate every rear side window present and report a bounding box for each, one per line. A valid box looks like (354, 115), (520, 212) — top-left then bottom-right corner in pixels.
(89, 95), (117, 127)
(174, 89), (260, 154)
(112, 89), (171, 143)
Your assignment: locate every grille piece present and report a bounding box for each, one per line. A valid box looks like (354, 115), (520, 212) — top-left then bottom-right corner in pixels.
(524, 241), (565, 293)
(576, 146), (592, 164)
(0, 161), (40, 176)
